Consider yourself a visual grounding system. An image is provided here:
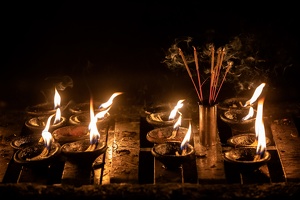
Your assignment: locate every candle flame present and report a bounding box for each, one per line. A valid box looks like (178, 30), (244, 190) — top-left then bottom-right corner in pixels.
(88, 98), (99, 144)
(95, 107), (111, 119)
(54, 87), (61, 109)
(42, 114), (55, 149)
(244, 83), (266, 107)
(181, 122), (192, 149)
(255, 97), (266, 156)
(89, 115), (100, 145)
(173, 113), (182, 130)
(54, 87), (61, 123)
(98, 92), (123, 109)
(169, 99), (185, 120)
(242, 106), (254, 121)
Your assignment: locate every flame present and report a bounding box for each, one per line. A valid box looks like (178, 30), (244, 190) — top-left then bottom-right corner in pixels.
(54, 87), (61, 109)
(242, 106), (254, 121)
(173, 113), (182, 130)
(42, 114), (55, 149)
(169, 99), (185, 120)
(180, 122), (192, 149)
(98, 92), (123, 109)
(88, 115), (100, 145)
(255, 97), (266, 156)
(244, 83), (266, 107)
(88, 98), (99, 144)
(95, 107), (111, 119)
(54, 88), (61, 124)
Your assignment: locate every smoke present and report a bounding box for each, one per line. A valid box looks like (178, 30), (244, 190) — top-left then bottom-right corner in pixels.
(44, 75), (74, 91)
(162, 35), (273, 94)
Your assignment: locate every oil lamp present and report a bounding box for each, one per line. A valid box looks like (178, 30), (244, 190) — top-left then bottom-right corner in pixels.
(14, 114), (61, 166)
(59, 93), (122, 167)
(146, 99), (184, 127)
(151, 122), (195, 170)
(219, 83), (266, 134)
(60, 112), (108, 167)
(25, 87), (67, 134)
(146, 113), (186, 144)
(224, 96), (271, 171)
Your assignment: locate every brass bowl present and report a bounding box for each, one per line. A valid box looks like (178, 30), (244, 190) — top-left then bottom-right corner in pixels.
(61, 139), (107, 166)
(25, 116), (67, 134)
(14, 142), (61, 166)
(146, 126), (188, 144)
(227, 133), (272, 147)
(151, 142), (195, 170)
(146, 111), (179, 127)
(25, 102), (66, 117)
(68, 102), (103, 114)
(220, 109), (256, 133)
(10, 134), (43, 150)
(52, 125), (90, 145)
(224, 147), (271, 172)
(69, 112), (111, 127)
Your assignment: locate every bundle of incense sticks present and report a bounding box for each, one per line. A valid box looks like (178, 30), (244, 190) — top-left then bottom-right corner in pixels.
(179, 45), (233, 105)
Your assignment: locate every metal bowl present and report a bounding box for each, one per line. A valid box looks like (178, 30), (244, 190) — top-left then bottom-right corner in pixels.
(151, 141), (195, 170)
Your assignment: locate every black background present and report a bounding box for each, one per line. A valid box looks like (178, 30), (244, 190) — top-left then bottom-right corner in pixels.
(1, 1), (299, 110)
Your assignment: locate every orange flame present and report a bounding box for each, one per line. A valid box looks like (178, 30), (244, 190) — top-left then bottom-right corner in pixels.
(169, 99), (185, 120)
(54, 88), (61, 124)
(180, 122), (192, 149)
(173, 113), (182, 130)
(255, 97), (266, 155)
(88, 98), (99, 144)
(99, 92), (123, 109)
(242, 107), (254, 121)
(244, 83), (266, 107)
(42, 114), (55, 149)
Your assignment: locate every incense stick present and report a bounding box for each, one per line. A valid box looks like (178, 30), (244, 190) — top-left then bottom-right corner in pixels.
(179, 48), (202, 101)
(179, 45), (232, 105)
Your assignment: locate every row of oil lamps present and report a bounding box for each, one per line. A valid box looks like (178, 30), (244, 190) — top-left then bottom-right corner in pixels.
(11, 83), (271, 174)
(11, 90), (123, 169)
(145, 82), (271, 171)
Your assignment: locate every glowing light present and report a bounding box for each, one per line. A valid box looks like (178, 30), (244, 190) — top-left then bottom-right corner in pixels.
(169, 99), (185, 120)
(242, 107), (254, 121)
(99, 92), (123, 109)
(244, 83), (266, 107)
(42, 114), (54, 150)
(255, 97), (266, 156)
(181, 122), (192, 149)
(54, 88), (61, 124)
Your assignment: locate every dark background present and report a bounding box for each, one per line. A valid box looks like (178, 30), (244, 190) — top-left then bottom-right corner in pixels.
(1, 1), (299, 110)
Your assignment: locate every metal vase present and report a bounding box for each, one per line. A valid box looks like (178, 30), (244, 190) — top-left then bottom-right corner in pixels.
(199, 104), (218, 147)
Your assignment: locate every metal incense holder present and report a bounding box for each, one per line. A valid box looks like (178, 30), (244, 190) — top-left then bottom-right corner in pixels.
(151, 141), (195, 170)
(146, 111), (179, 127)
(146, 126), (188, 144)
(13, 142), (61, 166)
(52, 125), (90, 145)
(25, 116), (68, 135)
(224, 147), (271, 172)
(227, 133), (272, 148)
